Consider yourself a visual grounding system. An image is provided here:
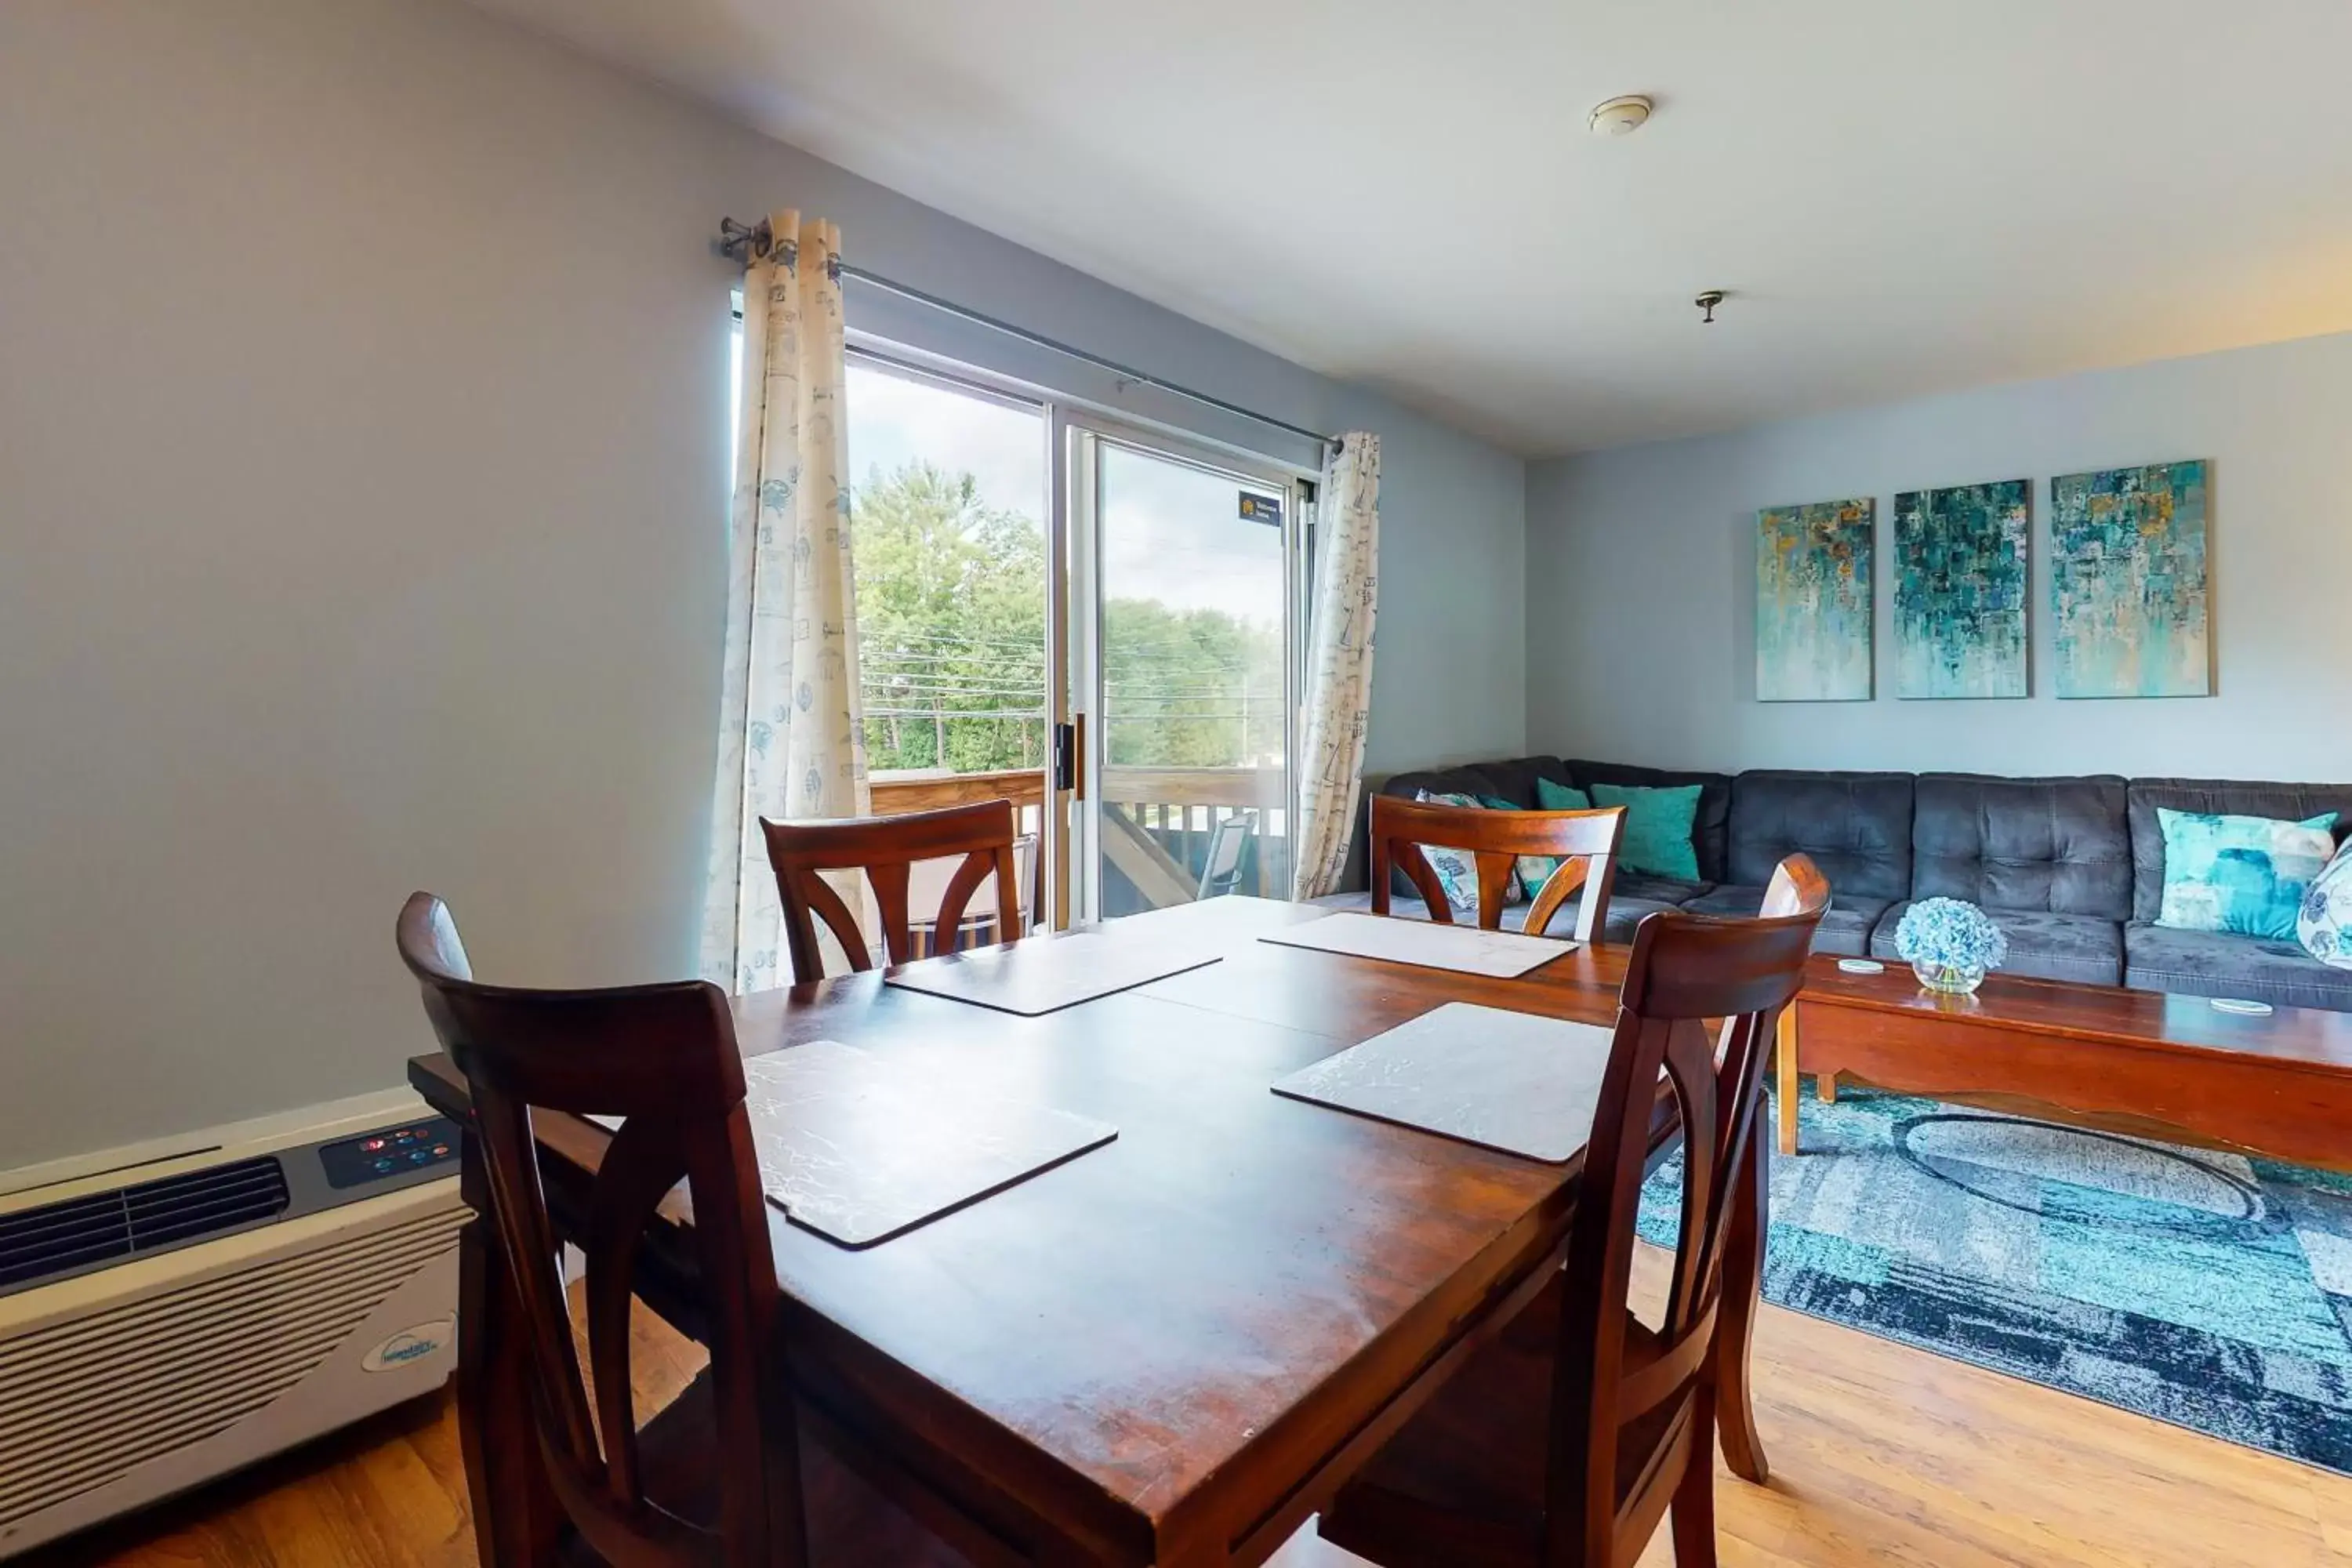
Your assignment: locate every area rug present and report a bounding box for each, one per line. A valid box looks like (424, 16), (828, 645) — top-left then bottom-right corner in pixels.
(1638, 1086), (2352, 1475)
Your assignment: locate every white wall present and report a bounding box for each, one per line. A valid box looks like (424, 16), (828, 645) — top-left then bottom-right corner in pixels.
(1526, 332), (2352, 782)
(0, 0), (1524, 1167)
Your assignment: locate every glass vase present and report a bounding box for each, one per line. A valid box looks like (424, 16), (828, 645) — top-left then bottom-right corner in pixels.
(1911, 959), (1986, 996)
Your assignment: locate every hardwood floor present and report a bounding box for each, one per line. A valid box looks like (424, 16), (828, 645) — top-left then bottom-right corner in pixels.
(35, 1245), (2352, 1567)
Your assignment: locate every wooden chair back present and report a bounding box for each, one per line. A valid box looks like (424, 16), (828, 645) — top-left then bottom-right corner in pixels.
(397, 893), (799, 1568)
(760, 800), (1022, 982)
(1545, 854), (1828, 1566)
(1368, 793), (1628, 941)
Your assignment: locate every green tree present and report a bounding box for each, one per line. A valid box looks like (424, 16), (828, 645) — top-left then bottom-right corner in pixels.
(851, 460), (1281, 775)
(853, 462), (1047, 773)
(1102, 599), (1282, 767)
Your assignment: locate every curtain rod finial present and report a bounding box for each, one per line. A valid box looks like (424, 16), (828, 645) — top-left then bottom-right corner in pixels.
(717, 215), (770, 260)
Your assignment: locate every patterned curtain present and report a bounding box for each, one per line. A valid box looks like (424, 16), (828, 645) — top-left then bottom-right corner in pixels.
(699, 211), (871, 991)
(1292, 433), (1381, 900)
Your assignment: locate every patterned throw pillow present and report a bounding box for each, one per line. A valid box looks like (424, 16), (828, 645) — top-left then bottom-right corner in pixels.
(2299, 837), (2352, 969)
(2156, 808), (2339, 941)
(1410, 790), (1508, 913)
(1515, 779), (1595, 898)
(1588, 782), (1703, 883)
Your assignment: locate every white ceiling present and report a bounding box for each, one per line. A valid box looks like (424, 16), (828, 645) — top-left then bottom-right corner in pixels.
(468, 0), (2352, 456)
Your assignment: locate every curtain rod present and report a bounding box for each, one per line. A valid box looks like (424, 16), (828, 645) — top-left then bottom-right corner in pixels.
(717, 216), (1339, 453)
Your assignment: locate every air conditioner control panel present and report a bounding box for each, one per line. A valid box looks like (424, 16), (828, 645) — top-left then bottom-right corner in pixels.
(318, 1116), (461, 1190)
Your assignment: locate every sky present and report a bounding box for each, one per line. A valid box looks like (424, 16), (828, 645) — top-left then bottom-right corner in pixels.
(841, 360), (1285, 627)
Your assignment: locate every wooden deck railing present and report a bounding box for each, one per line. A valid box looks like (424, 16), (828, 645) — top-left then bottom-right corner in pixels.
(869, 765), (1290, 907)
(867, 765), (1285, 815)
(869, 767), (1047, 815)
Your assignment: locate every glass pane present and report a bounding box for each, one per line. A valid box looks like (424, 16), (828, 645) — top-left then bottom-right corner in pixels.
(1096, 443), (1289, 914)
(847, 362), (1049, 779)
(847, 361), (1049, 938)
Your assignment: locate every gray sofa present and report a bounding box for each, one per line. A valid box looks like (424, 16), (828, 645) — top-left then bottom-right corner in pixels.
(1316, 757), (2352, 1013)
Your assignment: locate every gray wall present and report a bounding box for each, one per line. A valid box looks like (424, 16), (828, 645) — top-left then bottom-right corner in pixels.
(0, 0), (1525, 1167)
(1526, 331), (2352, 782)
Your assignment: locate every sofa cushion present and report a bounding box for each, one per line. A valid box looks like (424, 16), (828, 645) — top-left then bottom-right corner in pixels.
(2123, 922), (2352, 1013)
(1869, 901), (2123, 986)
(1726, 771), (1914, 902)
(1611, 871), (1715, 905)
(1305, 888), (1676, 945)
(2129, 778), (2352, 924)
(1388, 755), (1577, 812)
(1565, 760), (1734, 884)
(1683, 885), (1889, 959)
(1912, 773), (2132, 919)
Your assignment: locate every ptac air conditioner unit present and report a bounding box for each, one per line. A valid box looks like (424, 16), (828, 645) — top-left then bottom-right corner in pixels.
(0, 1089), (469, 1559)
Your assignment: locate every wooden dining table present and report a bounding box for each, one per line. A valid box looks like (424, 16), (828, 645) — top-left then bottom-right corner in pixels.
(407, 895), (1770, 1567)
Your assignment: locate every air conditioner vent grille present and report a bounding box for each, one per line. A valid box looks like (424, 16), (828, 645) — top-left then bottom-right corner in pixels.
(0, 1157), (289, 1294)
(0, 1203), (465, 1531)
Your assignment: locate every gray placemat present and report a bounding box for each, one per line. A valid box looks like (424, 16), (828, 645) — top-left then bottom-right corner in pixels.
(884, 930), (1221, 1015)
(1271, 1002), (1616, 1163)
(743, 1040), (1116, 1247)
(1258, 912), (1575, 978)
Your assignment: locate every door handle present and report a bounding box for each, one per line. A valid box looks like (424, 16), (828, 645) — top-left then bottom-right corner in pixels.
(1053, 717), (1087, 799)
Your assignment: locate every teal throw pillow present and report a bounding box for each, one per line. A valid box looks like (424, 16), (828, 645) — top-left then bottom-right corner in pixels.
(1519, 778), (1595, 895)
(2156, 808), (2339, 941)
(1587, 782), (1703, 883)
(1535, 778), (1592, 811)
(1410, 790), (1509, 912)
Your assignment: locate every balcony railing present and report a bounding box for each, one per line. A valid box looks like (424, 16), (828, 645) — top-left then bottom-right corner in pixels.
(868, 764), (1289, 914)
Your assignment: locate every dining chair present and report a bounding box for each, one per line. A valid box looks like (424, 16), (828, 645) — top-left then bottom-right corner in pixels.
(1368, 793), (1628, 942)
(907, 832), (1036, 960)
(1319, 855), (1831, 1568)
(760, 799), (1022, 983)
(397, 893), (975, 1567)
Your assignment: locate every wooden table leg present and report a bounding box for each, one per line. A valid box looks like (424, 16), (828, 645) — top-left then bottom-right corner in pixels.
(1715, 1125), (1770, 1485)
(1776, 1004), (1800, 1156)
(456, 1139), (562, 1566)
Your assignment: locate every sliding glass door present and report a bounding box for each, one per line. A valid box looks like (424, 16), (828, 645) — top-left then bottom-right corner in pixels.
(836, 344), (1312, 932)
(1065, 423), (1308, 921)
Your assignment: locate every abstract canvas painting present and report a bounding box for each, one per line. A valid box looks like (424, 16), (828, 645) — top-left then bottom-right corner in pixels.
(1756, 498), (1874, 702)
(2050, 460), (2211, 698)
(1892, 479), (2030, 699)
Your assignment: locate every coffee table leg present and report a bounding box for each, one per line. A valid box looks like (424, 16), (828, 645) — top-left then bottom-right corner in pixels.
(1716, 1124), (1769, 1484)
(1776, 1005), (1800, 1156)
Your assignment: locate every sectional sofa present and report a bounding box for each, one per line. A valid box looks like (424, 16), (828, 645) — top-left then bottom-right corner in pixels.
(1316, 758), (2352, 1013)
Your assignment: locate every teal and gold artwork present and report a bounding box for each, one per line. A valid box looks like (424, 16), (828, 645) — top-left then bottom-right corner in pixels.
(1757, 498), (1873, 702)
(2051, 459), (2210, 698)
(1892, 479), (2029, 699)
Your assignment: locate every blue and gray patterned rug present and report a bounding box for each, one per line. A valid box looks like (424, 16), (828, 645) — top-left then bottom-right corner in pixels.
(1639, 1085), (2352, 1475)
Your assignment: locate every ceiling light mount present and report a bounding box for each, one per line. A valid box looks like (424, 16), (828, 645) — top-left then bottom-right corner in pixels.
(1588, 94), (1653, 137)
(1694, 289), (1727, 325)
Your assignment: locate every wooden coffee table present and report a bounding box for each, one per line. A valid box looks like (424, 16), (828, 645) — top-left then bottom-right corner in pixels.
(1775, 955), (2352, 1171)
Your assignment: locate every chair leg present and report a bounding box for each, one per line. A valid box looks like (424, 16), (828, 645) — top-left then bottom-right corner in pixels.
(1671, 1388), (1719, 1568)
(1714, 1131), (1770, 1485)
(457, 1203), (562, 1566)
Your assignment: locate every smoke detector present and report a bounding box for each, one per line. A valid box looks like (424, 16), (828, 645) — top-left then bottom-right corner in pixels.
(1588, 95), (1653, 137)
